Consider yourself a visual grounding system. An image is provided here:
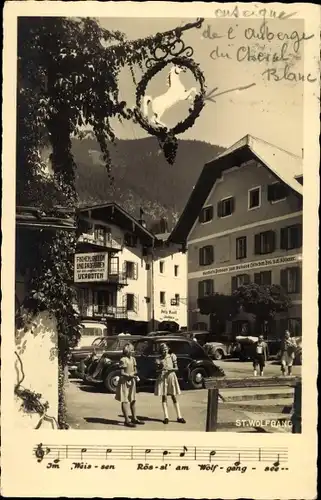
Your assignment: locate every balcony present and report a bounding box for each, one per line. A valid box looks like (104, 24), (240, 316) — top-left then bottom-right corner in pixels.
(78, 304), (128, 320)
(78, 232), (122, 251)
(107, 271), (128, 286)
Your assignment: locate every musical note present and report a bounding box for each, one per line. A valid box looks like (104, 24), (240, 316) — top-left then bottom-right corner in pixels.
(180, 446), (188, 458)
(33, 444), (288, 467)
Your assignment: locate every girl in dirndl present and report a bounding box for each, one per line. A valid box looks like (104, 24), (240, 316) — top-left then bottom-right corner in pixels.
(154, 343), (186, 425)
(115, 343), (144, 428)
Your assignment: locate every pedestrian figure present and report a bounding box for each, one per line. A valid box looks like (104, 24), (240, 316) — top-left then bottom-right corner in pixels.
(115, 343), (144, 428)
(280, 330), (297, 376)
(252, 335), (268, 376)
(154, 343), (186, 425)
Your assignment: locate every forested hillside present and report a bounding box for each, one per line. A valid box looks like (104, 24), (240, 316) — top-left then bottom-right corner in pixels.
(72, 135), (224, 231)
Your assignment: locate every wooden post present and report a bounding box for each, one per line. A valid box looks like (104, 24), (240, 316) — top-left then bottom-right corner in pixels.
(292, 381), (302, 434)
(206, 388), (219, 432)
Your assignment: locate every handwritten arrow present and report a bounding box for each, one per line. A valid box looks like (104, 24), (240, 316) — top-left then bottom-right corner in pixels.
(204, 83), (256, 103)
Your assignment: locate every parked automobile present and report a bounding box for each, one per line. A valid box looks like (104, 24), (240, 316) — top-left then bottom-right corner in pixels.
(179, 330), (234, 360)
(68, 335), (143, 377)
(234, 335), (302, 365)
(75, 321), (108, 348)
(83, 335), (225, 393)
(146, 330), (172, 337)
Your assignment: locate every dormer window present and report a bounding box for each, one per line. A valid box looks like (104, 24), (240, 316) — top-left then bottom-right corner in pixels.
(199, 205), (213, 223)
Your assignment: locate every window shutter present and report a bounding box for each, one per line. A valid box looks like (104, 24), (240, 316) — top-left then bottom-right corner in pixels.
(269, 231), (276, 251)
(198, 281), (203, 298)
(134, 295), (138, 313)
(254, 234), (261, 254)
(231, 276), (237, 293)
(217, 201), (222, 218)
(244, 274), (250, 285)
(209, 279), (214, 295)
(280, 269), (288, 291)
(254, 273), (261, 285)
(134, 263), (138, 280)
(265, 271), (272, 285)
(230, 197), (235, 214)
(280, 228), (287, 250)
(209, 245), (214, 264)
(209, 206), (214, 219)
(267, 184), (274, 201)
(297, 224), (303, 248)
(198, 210), (204, 223)
(199, 248), (204, 266)
(296, 267), (302, 294)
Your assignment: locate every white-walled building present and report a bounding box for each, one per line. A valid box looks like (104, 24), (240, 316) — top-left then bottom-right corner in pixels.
(74, 203), (187, 334)
(153, 233), (187, 330)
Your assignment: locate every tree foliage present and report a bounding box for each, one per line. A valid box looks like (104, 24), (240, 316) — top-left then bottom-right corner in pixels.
(232, 283), (292, 321)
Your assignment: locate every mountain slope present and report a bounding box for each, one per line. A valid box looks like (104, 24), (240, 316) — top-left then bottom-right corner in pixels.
(72, 135), (224, 230)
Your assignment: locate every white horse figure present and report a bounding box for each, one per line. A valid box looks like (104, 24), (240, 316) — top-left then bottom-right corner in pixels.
(143, 65), (198, 128)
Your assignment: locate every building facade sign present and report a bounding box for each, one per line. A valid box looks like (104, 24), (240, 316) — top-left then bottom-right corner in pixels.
(159, 308), (178, 321)
(188, 254), (302, 280)
(74, 252), (108, 282)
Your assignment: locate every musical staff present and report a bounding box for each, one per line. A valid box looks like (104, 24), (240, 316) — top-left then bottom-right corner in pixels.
(34, 443), (288, 465)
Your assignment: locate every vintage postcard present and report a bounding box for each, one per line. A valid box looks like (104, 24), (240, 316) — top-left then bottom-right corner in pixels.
(1, 1), (319, 498)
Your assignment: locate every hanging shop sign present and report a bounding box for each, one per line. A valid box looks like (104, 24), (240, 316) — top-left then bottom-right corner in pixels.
(74, 252), (108, 283)
(134, 18), (206, 165)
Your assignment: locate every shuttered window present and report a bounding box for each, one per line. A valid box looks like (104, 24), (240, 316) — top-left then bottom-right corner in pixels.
(199, 206), (213, 223)
(199, 245), (214, 266)
(267, 182), (289, 202)
(280, 267), (301, 294)
(231, 274), (250, 292)
(280, 224), (302, 250)
(124, 261), (138, 279)
(254, 231), (276, 255)
(254, 271), (272, 286)
(217, 197), (235, 218)
(236, 236), (247, 259)
(198, 279), (214, 298)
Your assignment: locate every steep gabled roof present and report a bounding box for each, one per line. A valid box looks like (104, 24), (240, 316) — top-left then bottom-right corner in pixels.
(78, 202), (156, 244)
(169, 134), (303, 244)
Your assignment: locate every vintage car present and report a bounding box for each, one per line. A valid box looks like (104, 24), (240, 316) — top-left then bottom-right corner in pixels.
(83, 335), (225, 393)
(179, 330), (234, 360)
(74, 321), (108, 348)
(68, 335), (143, 377)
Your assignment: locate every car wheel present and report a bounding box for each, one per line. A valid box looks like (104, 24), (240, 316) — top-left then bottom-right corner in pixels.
(189, 367), (207, 390)
(213, 349), (224, 361)
(104, 370), (120, 393)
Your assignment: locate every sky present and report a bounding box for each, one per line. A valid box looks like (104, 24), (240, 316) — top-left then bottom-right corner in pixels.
(97, 16), (307, 156)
